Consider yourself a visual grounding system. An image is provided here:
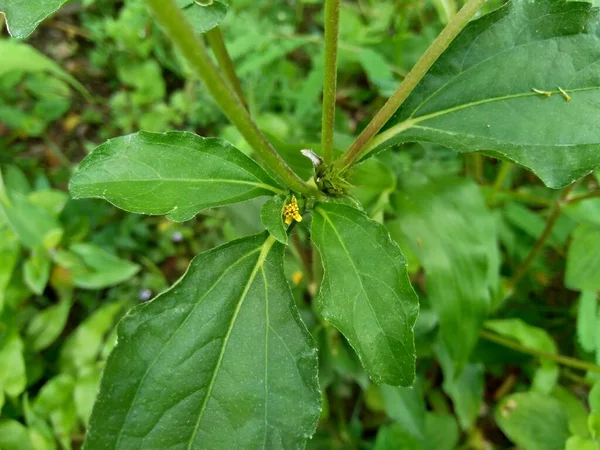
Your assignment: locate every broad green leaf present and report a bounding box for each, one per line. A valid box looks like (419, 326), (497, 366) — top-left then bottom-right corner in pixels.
(486, 319), (558, 393)
(70, 131), (283, 222)
(26, 297), (72, 351)
(0, 0), (67, 38)
(60, 302), (124, 374)
(65, 243), (140, 290)
(495, 392), (570, 450)
(0, 226), (19, 312)
(0, 40), (89, 97)
(590, 381), (600, 413)
(28, 189), (69, 217)
(0, 332), (26, 398)
(311, 202), (419, 386)
(84, 233), (320, 449)
(23, 247), (50, 295)
(260, 194), (288, 244)
(181, 1), (227, 35)
(0, 419), (35, 450)
(576, 291), (598, 353)
(390, 173), (498, 373)
(566, 224), (600, 291)
(373, 0), (600, 188)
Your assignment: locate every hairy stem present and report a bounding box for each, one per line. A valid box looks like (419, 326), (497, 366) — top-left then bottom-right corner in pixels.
(143, 0), (314, 195)
(481, 329), (600, 374)
(206, 27), (246, 107)
(321, 0), (341, 165)
(508, 184), (576, 289)
(338, 0), (488, 172)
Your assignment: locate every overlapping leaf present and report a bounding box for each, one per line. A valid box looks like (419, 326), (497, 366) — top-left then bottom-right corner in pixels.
(390, 173), (498, 374)
(311, 202), (419, 386)
(0, 0), (69, 38)
(373, 0), (600, 188)
(70, 131), (283, 222)
(84, 233), (320, 450)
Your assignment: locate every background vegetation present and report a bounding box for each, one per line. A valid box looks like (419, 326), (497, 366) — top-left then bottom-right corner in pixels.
(1, 0), (600, 449)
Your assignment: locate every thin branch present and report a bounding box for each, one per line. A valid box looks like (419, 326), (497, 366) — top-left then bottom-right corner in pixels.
(487, 160), (512, 206)
(481, 329), (600, 374)
(566, 190), (600, 205)
(321, 0), (341, 165)
(507, 183), (576, 290)
(338, 0), (488, 172)
(143, 0), (315, 196)
(206, 27), (246, 107)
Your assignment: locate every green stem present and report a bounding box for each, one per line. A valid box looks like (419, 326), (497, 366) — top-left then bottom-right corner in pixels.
(321, 0), (341, 165)
(481, 329), (600, 374)
(206, 27), (246, 107)
(338, 0), (488, 172)
(143, 0), (313, 196)
(508, 184), (576, 290)
(487, 160), (512, 206)
(567, 190), (600, 204)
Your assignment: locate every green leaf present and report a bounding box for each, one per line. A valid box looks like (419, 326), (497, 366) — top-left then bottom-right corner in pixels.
(379, 384), (426, 438)
(66, 243), (140, 290)
(69, 131), (282, 222)
(74, 367), (102, 426)
(23, 248), (50, 295)
(0, 419), (35, 450)
(553, 386), (590, 437)
(0, 40), (89, 97)
(33, 374), (75, 418)
(566, 224), (600, 291)
(496, 392), (570, 450)
(486, 319), (558, 393)
(0, 0), (68, 38)
(311, 202), (418, 386)
(566, 436), (598, 450)
(26, 297), (72, 351)
(589, 381), (600, 413)
(438, 347), (484, 430)
(374, 0), (600, 188)
(181, 0), (228, 35)
(0, 332), (26, 398)
(84, 233), (320, 449)
(422, 413), (459, 450)
(260, 194), (288, 244)
(60, 302), (124, 374)
(576, 291), (598, 353)
(390, 173), (498, 373)
(0, 226), (19, 313)
(374, 424), (420, 450)
(0, 188), (63, 251)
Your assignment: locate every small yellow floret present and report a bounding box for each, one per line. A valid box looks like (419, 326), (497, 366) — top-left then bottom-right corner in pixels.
(283, 196), (303, 225)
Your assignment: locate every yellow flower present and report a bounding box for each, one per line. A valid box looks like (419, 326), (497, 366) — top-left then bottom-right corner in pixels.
(283, 196), (303, 225)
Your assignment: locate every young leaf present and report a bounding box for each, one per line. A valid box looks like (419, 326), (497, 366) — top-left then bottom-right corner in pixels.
(26, 297), (72, 351)
(70, 131), (283, 222)
(181, 1), (228, 35)
(84, 233), (320, 450)
(373, 0), (600, 188)
(311, 202), (419, 386)
(566, 224), (600, 291)
(0, 0), (68, 38)
(496, 392), (570, 450)
(390, 173), (498, 374)
(0, 226), (19, 313)
(260, 194), (288, 244)
(0, 333), (26, 399)
(576, 291), (598, 354)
